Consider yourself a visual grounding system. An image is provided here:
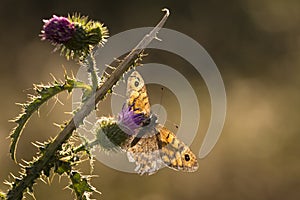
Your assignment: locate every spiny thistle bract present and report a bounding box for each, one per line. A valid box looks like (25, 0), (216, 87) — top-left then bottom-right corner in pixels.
(40, 14), (109, 60)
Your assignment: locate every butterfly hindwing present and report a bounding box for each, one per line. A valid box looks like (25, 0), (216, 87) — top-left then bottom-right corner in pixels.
(126, 132), (165, 175)
(156, 125), (198, 172)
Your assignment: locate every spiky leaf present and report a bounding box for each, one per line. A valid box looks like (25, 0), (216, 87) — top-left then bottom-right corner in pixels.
(9, 75), (92, 161)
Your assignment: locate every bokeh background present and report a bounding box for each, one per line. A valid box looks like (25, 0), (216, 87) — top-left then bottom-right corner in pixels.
(0, 0), (299, 199)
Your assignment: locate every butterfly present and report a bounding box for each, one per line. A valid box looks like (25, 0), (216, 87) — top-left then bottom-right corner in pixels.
(123, 71), (198, 175)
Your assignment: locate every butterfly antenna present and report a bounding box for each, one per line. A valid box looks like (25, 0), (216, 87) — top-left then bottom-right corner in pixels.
(157, 87), (164, 116)
(165, 119), (179, 130)
(156, 87), (179, 129)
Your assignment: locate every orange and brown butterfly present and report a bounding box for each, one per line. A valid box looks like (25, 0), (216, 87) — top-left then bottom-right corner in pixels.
(123, 71), (198, 175)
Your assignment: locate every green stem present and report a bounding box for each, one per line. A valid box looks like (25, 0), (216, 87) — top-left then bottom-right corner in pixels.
(73, 139), (99, 154)
(85, 51), (99, 91)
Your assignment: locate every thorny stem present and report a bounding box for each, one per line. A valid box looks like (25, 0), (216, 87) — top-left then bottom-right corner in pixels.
(85, 48), (99, 91)
(6, 8), (169, 200)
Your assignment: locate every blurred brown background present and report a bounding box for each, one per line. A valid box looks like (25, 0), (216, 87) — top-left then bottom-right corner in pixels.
(0, 0), (299, 199)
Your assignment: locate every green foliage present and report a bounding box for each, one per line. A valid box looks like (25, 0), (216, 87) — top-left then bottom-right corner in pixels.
(9, 74), (92, 161)
(69, 171), (100, 200)
(5, 137), (96, 199)
(0, 191), (6, 199)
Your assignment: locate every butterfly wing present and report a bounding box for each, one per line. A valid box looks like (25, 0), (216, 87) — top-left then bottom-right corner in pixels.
(156, 125), (199, 172)
(126, 71), (150, 117)
(126, 130), (165, 175)
(126, 124), (198, 175)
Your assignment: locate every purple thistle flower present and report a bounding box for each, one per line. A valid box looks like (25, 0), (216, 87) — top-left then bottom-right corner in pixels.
(117, 104), (146, 135)
(40, 15), (75, 44)
(40, 13), (109, 60)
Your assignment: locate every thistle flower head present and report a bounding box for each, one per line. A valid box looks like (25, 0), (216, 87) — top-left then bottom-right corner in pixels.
(117, 104), (146, 134)
(91, 105), (147, 152)
(40, 13), (109, 60)
(40, 15), (75, 43)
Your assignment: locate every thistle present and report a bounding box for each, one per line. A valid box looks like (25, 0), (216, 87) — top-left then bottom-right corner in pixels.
(5, 9), (170, 200)
(40, 14), (109, 60)
(93, 105), (147, 151)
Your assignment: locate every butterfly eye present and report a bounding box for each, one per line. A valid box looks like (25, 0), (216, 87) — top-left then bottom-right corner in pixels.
(134, 80), (139, 87)
(184, 154), (190, 161)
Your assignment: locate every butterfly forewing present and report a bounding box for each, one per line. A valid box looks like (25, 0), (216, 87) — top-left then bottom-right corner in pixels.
(127, 71), (150, 117)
